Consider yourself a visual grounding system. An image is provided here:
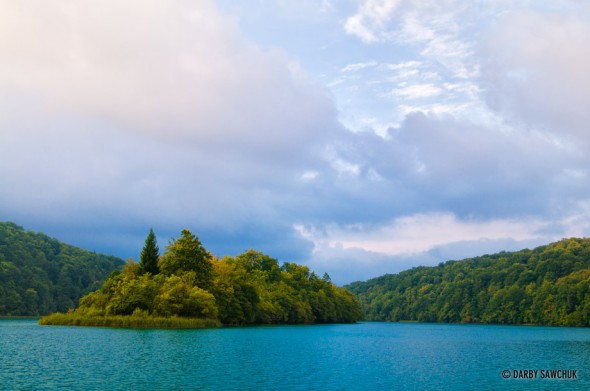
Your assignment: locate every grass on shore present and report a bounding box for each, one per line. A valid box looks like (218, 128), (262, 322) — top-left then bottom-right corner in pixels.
(39, 312), (221, 329)
(0, 316), (39, 319)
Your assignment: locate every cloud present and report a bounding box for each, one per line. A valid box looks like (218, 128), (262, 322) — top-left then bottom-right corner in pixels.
(2, 0), (590, 286)
(344, 0), (401, 43)
(348, 112), (581, 216)
(340, 61), (378, 72)
(480, 10), (590, 144)
(315, 2), (590, 283)
(336, 1), (590, 219)
(0, 0), (343, 258)
(297, 212), (547, 257)
(0, 0), (338, 156)
(294, 93), (590, 283)
(390, 83), (442, 99)
(298, 206), (590, 284)
(296, 213), (553, 283)
(338, 0), (483, 136)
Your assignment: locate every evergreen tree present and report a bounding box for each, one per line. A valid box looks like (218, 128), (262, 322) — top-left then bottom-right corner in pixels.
(139, 229), (160, 275)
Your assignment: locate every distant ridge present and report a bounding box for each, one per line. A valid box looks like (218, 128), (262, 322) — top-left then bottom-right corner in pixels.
(346, 238), (590, 327)
(0, 221), (125, 315)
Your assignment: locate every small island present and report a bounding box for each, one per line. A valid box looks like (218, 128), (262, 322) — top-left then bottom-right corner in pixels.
(40, 229), (362, 328)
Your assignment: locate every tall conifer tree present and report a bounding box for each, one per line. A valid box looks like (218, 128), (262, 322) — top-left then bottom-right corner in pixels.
(139, 228), (160, 275)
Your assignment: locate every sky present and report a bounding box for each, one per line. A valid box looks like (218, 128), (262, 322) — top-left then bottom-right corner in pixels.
(1, 0), (590, 284)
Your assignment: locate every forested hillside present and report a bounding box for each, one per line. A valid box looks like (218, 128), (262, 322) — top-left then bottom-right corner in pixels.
(346, 238), (590, 327)
(41, 229), (362, 327)
(0, 222), (125, 315)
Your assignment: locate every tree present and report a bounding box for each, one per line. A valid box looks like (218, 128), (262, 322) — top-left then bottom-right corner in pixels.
(153, 273), (218, 318)
(139, 229), (160, 275)
(346, 237), (590, 326)
(0, 221), (124, 316)
(158, 229), (213, 289)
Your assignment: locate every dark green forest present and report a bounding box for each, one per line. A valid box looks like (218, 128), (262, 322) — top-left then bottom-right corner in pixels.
(41, 228), (362, 327)
(0, 222), (125, 316)
(346, 238), (590, 327)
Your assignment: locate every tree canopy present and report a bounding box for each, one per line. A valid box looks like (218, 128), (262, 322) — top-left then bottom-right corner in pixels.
(346, 238), (590, 327)
(158, 229), (213, 289)
(0, 221), (124, 316)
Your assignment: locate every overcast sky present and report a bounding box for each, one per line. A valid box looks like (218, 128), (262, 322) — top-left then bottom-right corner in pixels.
(1, 0), (590, 284)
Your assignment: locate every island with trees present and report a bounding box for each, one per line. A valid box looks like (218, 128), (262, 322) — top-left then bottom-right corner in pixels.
(40, 228), (363, 328)
(346, 238), (590, 327)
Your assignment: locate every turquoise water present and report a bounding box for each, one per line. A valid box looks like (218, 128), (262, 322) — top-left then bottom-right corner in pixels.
(1, 320), (589, 390)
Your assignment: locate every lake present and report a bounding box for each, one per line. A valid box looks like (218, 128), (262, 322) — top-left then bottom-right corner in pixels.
(1, 320), (589, 390)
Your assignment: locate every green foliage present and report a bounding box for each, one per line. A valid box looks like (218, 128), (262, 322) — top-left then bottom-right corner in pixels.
(0, 221), (125, 316)
(211, 250), (363, 325)
(138, 229), (160, 275)
(39, 231), (362, 328)
(158, 229), (213, 289)
(346, 238), (590, 326)
(153, 272), (218, 318)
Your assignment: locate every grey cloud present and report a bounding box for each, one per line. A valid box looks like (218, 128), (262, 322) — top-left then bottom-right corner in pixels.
(317, 109), (588, 226)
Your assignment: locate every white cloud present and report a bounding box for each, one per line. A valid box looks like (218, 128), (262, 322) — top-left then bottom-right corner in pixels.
(397, 102), (470, 117)
(339, 0), (484, 135)
(344, 0), (401, 43)
(300, 213), (548, 257)
(390, 83), (442, 99)
(0, 0), (337, 156)
(480, 9), (590, 144)
(299, 171), (320, 181)
(396, 12), (436, 42)
(324, 149), (361, 176)
(341, 60), (378, 72)
(386, 60), (422, 71)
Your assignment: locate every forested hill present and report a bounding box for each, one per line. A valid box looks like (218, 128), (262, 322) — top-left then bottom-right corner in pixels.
(346, 238), (590, 327)
(0, 221), (125, 316)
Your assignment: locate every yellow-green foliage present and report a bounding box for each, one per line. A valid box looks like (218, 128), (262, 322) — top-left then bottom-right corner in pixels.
(39, 311), (220, 329)
(39, 229), (363, 328)
(152, 273), (217, 319)
(210, 250), (362, 325)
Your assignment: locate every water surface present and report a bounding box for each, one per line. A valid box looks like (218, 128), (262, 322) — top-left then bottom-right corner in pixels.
(1, 320), (589, 390)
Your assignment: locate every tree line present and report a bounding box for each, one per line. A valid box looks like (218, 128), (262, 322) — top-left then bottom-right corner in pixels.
(0, 222), (125, 316)
(346, 238), (590, 327)
(42, 228), (362, 326)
